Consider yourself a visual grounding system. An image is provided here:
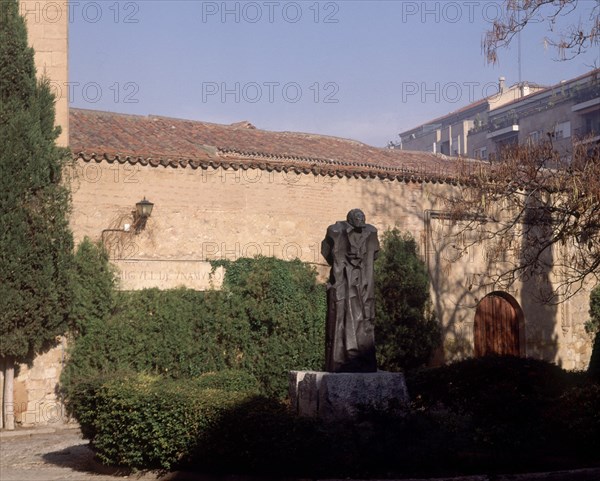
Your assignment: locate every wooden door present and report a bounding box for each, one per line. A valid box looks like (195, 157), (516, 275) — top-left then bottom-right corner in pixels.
(474, 293), (520, 356)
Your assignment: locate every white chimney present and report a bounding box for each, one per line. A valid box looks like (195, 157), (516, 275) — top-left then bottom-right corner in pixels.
(499, 76), (506, 94)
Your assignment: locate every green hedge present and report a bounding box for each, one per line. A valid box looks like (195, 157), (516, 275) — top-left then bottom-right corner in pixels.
(588, 285), (600, 379)
(63, 256), (326, 398)
(407, 356), (592, 449)
(70, 358), (600, 477)
(70, 374), (255, 469)
(68, 373), (326, 473)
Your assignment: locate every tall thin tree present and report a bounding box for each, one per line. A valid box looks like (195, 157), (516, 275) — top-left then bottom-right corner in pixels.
(0, 0), (74, 429)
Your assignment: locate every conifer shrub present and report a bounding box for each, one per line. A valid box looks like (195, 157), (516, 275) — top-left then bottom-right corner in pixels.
(374, 229), (440, 370)
(1, 1), (74, 429)
(587, 285), (600, 380)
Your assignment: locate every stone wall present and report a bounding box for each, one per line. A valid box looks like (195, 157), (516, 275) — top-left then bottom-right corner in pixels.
(68, 158), (594, 370)
(20, 0), (69, 146)
(7, 154), (595, 426)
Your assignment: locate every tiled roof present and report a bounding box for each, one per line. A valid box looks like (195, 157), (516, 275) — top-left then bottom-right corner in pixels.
(70, 108), (476, 182)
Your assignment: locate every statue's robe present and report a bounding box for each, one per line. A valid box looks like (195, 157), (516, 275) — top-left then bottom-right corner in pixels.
(321, 221), (379, 372)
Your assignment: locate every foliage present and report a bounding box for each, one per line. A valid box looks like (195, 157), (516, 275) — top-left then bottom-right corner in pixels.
(68, 373), (257, 470)
(69, 238), (116, 337)
(483, 0), (599, 63)
(551, 384), (600, 456)
(70, 359), (600, 477)
(190, 370), (260, 393)
(588, 284), (600, 334)
(211, 256), (326, 395)
(451, 141), (600, 302)
(407, 355), (591, 448)
(588, 285), (600, 379)
(0, 0), (74, 363)
(374, 229), (440, 370)
(63, 256), (325, 398)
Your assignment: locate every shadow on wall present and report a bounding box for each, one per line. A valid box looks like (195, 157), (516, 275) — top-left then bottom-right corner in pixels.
(357, 177), (565, 365)
(358, 179), (480, 364)
(519, 195), (559, 364)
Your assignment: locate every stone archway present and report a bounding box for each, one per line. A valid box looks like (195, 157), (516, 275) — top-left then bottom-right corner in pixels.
(474, 292), (524, 357)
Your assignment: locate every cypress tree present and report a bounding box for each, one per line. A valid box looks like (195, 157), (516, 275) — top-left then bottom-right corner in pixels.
(0, 0), (74, 429)
(374, 229), (441, 371)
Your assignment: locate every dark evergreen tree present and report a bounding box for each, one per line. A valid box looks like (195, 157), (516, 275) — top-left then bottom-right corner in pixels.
(588, 285), (600, 381)
(374, 229), (440, 371)
(0, 0), (74, 429)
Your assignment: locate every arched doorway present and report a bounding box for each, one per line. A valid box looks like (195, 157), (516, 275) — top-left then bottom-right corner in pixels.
(474, 292), (524, 356)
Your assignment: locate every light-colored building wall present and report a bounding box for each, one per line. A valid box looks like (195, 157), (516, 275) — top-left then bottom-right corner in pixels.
(20, 0), (69, 146)
(398, 82), (546, 156)
(68, 158), (594, 371)
(8, 152), (595, 426)
(6, 0), (595, 427)
(469, 71), (599, 157)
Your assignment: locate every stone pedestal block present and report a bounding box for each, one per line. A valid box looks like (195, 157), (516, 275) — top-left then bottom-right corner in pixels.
(289, 370), (409, 421)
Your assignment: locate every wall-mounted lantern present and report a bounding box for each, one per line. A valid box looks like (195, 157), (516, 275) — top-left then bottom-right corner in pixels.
(133, 197), (154, 233)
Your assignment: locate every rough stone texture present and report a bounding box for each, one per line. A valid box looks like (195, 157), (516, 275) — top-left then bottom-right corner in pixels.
(9, 338), (68, 427)
(290, 370), (409, 421)
(20, 0), (68, 146)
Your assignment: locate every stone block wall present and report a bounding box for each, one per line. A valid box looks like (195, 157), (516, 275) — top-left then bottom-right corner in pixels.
(20, 0), (69, 146)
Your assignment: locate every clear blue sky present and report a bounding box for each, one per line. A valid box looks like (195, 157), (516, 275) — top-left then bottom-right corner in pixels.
(67, 0), (599, 146)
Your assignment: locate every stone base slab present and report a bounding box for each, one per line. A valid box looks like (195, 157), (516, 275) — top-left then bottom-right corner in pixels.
(289, 370), (409, 421)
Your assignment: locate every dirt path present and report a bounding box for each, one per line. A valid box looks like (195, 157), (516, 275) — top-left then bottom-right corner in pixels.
(0, 426), (160, 481)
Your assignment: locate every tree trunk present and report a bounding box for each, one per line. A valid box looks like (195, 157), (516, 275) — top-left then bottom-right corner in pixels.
(3, 357), (15, 430)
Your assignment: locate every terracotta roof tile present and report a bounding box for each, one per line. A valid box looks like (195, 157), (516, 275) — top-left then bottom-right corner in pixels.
(70, 108), (477, 182)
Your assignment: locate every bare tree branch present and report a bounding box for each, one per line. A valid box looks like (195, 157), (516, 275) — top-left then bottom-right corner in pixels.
(445, 139), (600, 303)
(484, 0), (600, 63)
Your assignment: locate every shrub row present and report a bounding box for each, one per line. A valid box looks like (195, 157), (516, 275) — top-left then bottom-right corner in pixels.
(63, 254), (326, 398)
(71, 358), (600, 477)
(69, 372), (326, 473)
(407, 356), (599, 454)
(65, 232), (443, 402)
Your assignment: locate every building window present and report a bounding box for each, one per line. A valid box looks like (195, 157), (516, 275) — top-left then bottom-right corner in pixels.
(473, 147), (488, 160)
(554, 121), (571, 139)
(528, 131), (540, 145)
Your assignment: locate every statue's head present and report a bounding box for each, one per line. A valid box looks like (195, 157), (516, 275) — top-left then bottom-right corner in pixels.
(346, 209), (366, 229)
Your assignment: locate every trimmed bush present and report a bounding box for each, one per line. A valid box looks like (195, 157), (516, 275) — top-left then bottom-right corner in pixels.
(63, 256), (325, 399)
(70, 374), (256, 469)
(70, 364), (600, 477)
(189, 370), (260, 393)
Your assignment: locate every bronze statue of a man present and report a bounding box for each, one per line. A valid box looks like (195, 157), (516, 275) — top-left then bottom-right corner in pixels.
(321, 209), (379, 373)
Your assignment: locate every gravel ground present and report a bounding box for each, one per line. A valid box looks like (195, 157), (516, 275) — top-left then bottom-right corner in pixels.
(0, 426), (160, 481)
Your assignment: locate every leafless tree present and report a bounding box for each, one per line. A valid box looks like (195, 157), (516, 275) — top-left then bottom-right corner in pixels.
(445, 140), (600, 302)
(484, 0), (600, 63)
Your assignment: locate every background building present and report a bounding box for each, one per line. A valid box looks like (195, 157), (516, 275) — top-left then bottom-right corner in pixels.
(395, 78), (546, 157)
(395, 71), (600, 161)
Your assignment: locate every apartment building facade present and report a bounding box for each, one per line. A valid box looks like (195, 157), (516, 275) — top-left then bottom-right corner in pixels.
(396, 71), (600, 161)
(468, 70), (600, 160)
(396, 78), (545, 157)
